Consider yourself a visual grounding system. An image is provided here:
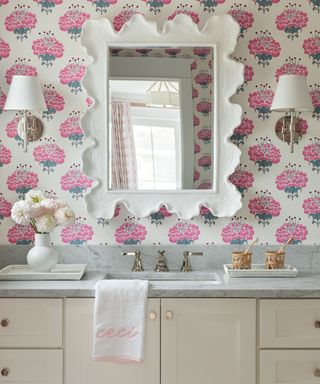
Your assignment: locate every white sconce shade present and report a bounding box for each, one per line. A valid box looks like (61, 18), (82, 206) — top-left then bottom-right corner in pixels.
(4, 75), (47, 111)
(271, 75), (312, 112)
(146, 81), (180, 107)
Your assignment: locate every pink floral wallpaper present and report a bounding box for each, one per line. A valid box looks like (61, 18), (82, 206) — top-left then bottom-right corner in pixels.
(1, 0), (320, 246)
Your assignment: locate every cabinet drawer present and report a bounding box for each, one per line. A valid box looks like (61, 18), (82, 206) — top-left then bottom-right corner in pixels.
(0, 349), (62, 384)
(260, 350), (320, 384)
(260, 299), (320, 348)
(0, 299), (62, 348)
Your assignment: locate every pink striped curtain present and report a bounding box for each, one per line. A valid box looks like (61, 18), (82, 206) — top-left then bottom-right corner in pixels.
(111, 101), (137, 189)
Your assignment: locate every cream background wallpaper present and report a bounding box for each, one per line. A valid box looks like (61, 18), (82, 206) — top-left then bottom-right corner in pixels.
(0, 0), (320, 246)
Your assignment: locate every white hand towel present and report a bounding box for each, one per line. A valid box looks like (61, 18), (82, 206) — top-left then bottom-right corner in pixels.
(93, 279), (148, 363)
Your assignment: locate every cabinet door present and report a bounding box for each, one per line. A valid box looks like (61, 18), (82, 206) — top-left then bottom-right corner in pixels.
(161, 299), (256, 384)
(65, 298), (160, 384)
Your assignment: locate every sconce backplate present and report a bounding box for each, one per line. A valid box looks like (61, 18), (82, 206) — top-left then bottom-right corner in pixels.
(275, 115), (302, 145)
(17, 115), (44, 143)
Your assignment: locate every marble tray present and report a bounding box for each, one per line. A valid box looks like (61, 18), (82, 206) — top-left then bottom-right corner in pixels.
(0, 264), (87, 280)
(224, 264), (298, 278)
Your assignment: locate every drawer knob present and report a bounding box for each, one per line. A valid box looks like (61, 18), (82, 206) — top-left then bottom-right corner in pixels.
(0, 319), (9, 327)
(315, 368), (320, 377)
(148, 311), (157, 321)
(314, 320), (320, 328)
(166, 311), (173, 320)
(1, 368), (9, 377)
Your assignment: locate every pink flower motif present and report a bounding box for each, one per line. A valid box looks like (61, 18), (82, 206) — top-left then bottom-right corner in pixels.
(303, 191), (320, 226)
(7, 224), (35, 245)
(33, 138), (65, 174)
(231, 114), (254, 145)
(33, 0), (63, 15)
(248, 31), (281, 67)
(244, 63), (254, 83)
(198, 154), (211, 169)
(193, 115), (200, 127)
(168, 4), (200, 24)
(221, 217), (254, 245)
(60, 164), (93, 200)
(197, 180), (212, 189)
(59, 5), (90, 41)
(303, 138), (320, 173)
(142, 0), (171, 14)
(248, 138), (281, 173)
(115, 218), (147, 244)
(275, 217), (308, 244)
(42, 85), (64, 120)
(199, 206), (217, 226)
(164, 48), (182, 57)
(113, 204), (121, 217)
(192, 87), (199, 99)
(275, 57), (308, 81)
(87, 0), (118, 15)
(32, 32), (64, 66)
(86, 97), (93, 107)
(303, 31), (320, 67)
(5, 59), (37, 84)
(196, 98), (212, 116)
(194, 143), (201, 154)
(0, 87), (7, 113)
(310, 84), (320, 119)
(248, 190), (281, 226)
(61, 218), (93, 245)
(194, 71), (212, 88)
(194, 170), (200, 182)
(5, 115), (25, 147)
(59, 111), (84, 147)
(248, 84), (274, 120)
(193, 48), (212, 60)
(0, 38), (10, 60)
(276, 4), (308, 40)
(276, 163), (308, 200)
(59, 58), (85, 94)
(197, 127), (211, 143)
(0, 0), (9, 4)
(168, 220), (200, 244)
(113, 5), (140, 32)
(5, 5), (37, 41)
(229, 165), (254, 196)
(228, 4), (254, 38)
(0, 142), (11, 167)
(7, 164), (39, 199)
(0, 194), (12, 221)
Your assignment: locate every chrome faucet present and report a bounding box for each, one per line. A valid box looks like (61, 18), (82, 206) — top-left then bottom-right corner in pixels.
(155, 250), (169, 272)
(181, 251), (203, 272)
(121, 250), (144, 272)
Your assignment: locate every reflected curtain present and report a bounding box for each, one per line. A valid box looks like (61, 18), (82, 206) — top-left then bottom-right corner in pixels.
(111, 101), (137, 189)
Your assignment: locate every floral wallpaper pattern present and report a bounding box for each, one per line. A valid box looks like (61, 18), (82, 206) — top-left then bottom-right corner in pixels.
(1, 0), (320, 246)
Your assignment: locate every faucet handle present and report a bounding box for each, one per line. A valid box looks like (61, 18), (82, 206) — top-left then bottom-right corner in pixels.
(181, 251), (203, 272)
(121, 251), (144, 272)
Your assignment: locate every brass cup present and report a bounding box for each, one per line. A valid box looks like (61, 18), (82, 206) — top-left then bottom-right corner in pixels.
(265, 251), (285, 269)
(232, 251), (252, 270)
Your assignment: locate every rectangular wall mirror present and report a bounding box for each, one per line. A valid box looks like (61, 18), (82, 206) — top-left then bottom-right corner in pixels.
(81, 14), (243, 219)
(108, 47), (213, 190)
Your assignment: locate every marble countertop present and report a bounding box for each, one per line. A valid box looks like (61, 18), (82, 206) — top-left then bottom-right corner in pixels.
(1, 269), (320, 298)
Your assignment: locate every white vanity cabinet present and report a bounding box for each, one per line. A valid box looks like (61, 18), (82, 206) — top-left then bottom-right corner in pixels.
(65, 298), (160, 384)
(0, 298), (63, 384)
(260, 299), (320, 384)
(65, 298), (256, 384)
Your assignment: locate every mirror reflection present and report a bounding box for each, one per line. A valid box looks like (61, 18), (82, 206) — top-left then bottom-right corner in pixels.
(108, 47), (213, 190)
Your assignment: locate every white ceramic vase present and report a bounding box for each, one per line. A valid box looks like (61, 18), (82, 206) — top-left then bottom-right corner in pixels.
(27, 233), (58, 272)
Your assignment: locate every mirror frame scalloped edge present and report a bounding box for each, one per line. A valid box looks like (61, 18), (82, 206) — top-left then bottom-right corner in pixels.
(80, 14), (244, 219)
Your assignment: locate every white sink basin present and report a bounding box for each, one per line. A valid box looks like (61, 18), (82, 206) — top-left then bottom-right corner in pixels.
(104, 271), (221, 286)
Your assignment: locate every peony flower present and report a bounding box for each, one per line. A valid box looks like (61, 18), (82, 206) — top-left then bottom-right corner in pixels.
(11, 200), (32, 225)
(35, 214), (57, 233)
(25, 189), (45, 204)
(55, 206), (75, 226)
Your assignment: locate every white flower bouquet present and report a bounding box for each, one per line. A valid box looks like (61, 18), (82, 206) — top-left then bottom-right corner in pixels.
(11, 189), (75, 234)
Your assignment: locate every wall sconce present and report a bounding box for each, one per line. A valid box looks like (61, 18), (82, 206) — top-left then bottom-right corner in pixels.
(271, 74), (312, 153)
(4, 75), (47, 153)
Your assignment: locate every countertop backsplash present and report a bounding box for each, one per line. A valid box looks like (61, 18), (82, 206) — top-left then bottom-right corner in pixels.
(0, 245), (320, 272)
(1, 1), (320, 245)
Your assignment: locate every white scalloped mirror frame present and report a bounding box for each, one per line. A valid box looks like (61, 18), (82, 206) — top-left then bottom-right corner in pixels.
(81, 14), (243, 219)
